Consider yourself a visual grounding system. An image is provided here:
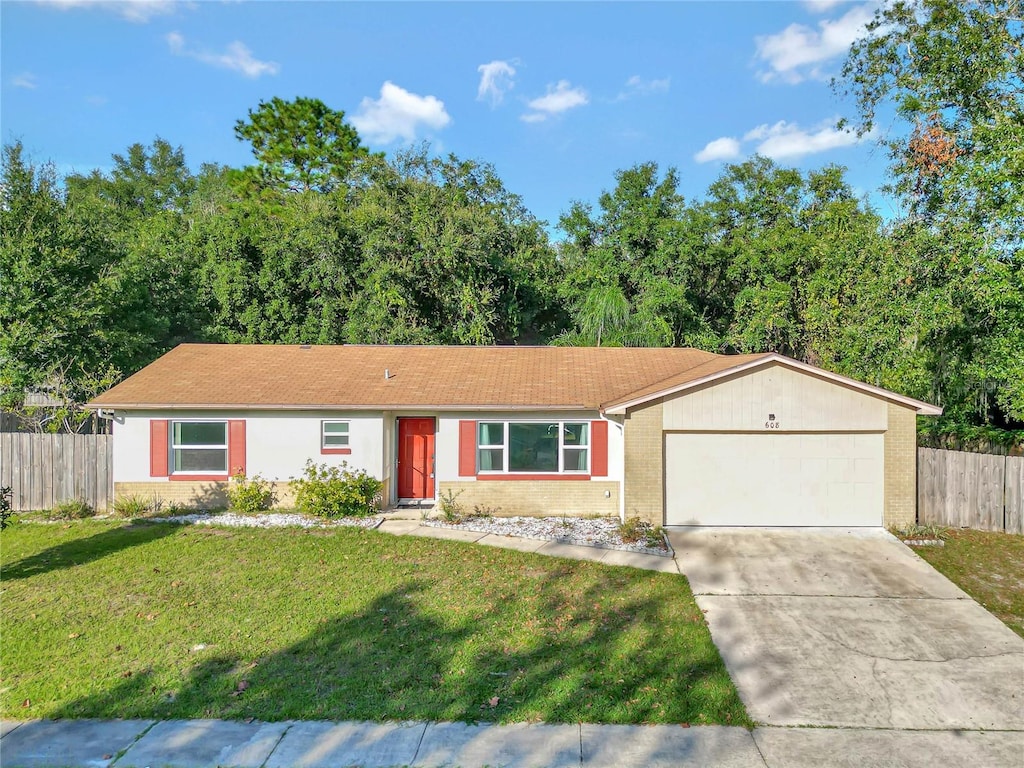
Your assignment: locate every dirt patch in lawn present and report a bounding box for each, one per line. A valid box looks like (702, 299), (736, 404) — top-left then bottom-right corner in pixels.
(914, 529), (1024, 638)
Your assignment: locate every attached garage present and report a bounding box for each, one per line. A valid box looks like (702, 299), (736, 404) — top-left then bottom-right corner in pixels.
(664, 432), (883, 526)
(611, 355), (941, 528)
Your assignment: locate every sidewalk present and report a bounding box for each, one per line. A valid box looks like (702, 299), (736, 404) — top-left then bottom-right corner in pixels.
(4, 717), (1020, 767)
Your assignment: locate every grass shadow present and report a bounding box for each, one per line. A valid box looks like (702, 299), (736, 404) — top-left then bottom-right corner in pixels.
(0, 522), (178, 581)
(51, 565), (747, 726)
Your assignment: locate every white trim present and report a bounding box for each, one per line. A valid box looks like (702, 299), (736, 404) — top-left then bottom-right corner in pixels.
(170, 419), (228, 475)
(603, 354), (943, 416)
(321, 419), (350, 449)
(475, 419), (591, 475)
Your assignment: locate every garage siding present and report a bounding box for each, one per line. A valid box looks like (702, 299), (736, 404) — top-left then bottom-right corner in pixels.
(642, 363), (903, 527)
(662, 364), (887, 432)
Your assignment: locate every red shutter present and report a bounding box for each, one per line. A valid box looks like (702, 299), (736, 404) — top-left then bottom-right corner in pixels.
(591, 420), (608, 477)
(458, 420), (477, 477)
(150, 420), (169, 477)
(228, 420), (247, 478)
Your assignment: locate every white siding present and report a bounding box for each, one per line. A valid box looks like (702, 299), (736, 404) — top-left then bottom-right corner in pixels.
(112, 410), (384, 483)
(662, 363), (887, 432)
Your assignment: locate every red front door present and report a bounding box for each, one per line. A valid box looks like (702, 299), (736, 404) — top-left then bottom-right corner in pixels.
(397, 417), (435, 499)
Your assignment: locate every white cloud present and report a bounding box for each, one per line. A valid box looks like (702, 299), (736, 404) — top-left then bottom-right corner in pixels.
(166, 32), (279, 78)
(696, 117), (874, 164)
(477, 60), (516, 106)
(351, 81), (451, 144)
(615, 75), (671, 101)
(746, 119), (871, 159)
(521, 80), (588, 122)
(12, 72), (38, 89)
(755, 3), (875, 83)
(803, 0), (846, 11)
(694, 137), (742, 164)
(38, 0), (178, 23)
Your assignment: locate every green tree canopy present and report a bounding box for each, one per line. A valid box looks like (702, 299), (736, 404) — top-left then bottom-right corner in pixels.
(234, 96), (371, 194)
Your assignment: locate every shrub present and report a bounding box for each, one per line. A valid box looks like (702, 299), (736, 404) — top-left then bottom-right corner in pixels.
(49, 498), (96, 520)
(0, 486), (12, 530)
(290, 461), (382, 518)
(113, 494), (161, 518)
(438, 488), (465, 523)
(227, 472), (275, 514)
(617, 517), (667, 549)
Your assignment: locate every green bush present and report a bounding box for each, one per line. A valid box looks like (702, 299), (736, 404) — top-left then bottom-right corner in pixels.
(290, 461), (382, 518)
(0, 486), (12, 530)
(227, 472), (275, 514)
(112, 494), (161, 518)
(49, 498), (96, 520)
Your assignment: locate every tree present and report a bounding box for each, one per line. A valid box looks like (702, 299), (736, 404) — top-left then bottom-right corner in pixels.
(838, 0), (1024, 424)
(344, 148), (562, 345)
(234, 96), (371, 194)
(1, 143), (125, 418)
(838, 0), (1023, 244)
(557, 163), (700, 347)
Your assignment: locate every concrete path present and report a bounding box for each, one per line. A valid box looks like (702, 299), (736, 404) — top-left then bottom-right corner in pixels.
(668, 527), (1024, 735)
(4, 717), (1023, 767)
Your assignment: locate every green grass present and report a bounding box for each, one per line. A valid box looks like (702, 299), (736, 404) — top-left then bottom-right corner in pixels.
(0, 520), (748, 726)
(914, 529), (1024, 638)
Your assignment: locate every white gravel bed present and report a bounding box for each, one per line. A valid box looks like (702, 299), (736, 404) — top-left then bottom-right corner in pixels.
(151, 512), (384, 529)
(423, 515), (671, 556)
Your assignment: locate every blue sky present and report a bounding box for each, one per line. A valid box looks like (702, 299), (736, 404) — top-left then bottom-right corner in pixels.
(2, 0), (900, 232)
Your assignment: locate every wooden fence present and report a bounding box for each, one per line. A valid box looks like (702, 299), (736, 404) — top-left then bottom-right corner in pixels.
(0, 433), (113, 512)
(918, 447), (1024, 534)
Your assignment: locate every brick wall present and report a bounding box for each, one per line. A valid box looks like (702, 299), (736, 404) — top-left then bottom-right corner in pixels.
(623, 399), (664, 525)
(438, 480), (619, 518)
(884, 403), (917, 527)
(114, 481), (297, 511)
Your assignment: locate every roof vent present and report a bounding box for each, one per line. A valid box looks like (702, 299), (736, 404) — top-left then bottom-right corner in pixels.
(299, 344), (311, 350)
(384, 368), (393, 380)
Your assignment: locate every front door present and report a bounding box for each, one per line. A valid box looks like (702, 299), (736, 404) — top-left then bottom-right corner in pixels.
(397, 417), (435, 499)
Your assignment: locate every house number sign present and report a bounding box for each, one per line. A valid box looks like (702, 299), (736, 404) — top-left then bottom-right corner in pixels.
(765, 413), (780, 429)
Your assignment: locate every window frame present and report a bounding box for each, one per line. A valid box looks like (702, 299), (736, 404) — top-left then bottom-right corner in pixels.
(321, 419), (352, 455)
(476, 420), (590, 475)
(170, 419), (228, 475)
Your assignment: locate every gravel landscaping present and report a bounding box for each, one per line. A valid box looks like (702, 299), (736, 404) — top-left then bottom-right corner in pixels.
(150, 511), (384, 529)
(422, 515), (672, 556)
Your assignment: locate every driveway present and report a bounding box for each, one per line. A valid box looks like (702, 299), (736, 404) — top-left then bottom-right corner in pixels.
(667, 527), (1024, 732)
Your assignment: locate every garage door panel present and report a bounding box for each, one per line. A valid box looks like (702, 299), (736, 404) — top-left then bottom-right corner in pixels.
(665, 433), (883, 526)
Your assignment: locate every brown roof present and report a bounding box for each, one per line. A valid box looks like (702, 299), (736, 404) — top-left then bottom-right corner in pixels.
(89, 344), (772, 411)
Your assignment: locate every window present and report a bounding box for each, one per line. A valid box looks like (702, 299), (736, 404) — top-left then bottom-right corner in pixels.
(477, 421), (589, 474)
(322, 420), (350, 450)
(172, 421), (227, 473)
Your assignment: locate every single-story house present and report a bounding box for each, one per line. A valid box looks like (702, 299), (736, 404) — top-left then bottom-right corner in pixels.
(88, 344), (941, 527)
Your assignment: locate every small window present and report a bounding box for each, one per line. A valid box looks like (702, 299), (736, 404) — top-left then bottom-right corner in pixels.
(478, 422), (504, 471)
(172, 421), (227, 473)
(322, 420), (350, 449)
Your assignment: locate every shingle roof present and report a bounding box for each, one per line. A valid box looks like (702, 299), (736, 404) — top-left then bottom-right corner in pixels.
(88, 344), (772, 411)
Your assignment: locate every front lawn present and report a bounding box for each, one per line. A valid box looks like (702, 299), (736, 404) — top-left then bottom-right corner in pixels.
(0, 520), (748, 726)
(913, 529), (1024, 638)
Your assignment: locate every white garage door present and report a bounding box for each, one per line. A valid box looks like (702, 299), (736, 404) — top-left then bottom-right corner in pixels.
(664, 432), (883, 526)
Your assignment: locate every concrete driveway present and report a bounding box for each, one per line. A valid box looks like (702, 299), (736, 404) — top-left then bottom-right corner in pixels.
(667, 527), (1024, 732)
